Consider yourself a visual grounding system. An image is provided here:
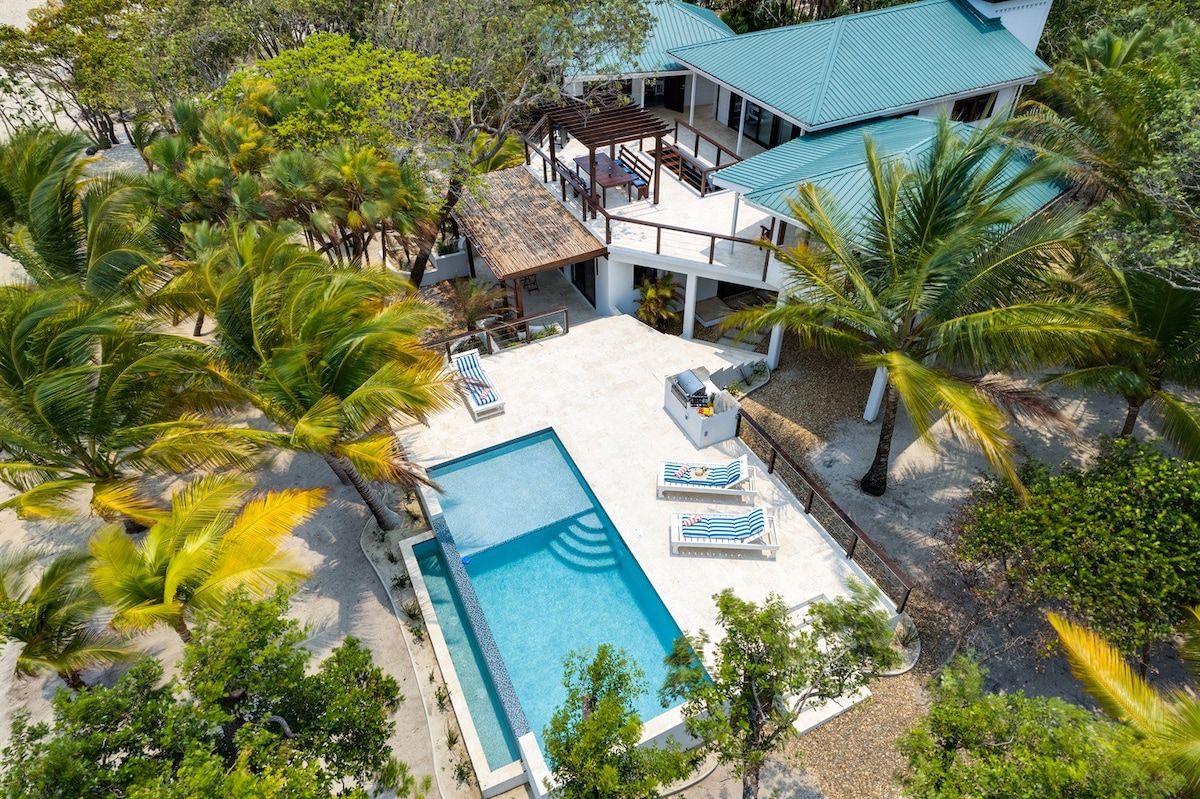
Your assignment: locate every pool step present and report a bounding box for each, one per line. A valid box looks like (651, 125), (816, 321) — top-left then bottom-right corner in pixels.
(547, 520), (618, 572)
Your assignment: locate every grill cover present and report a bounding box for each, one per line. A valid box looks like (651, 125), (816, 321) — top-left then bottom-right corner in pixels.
(670, 370), (708, 406)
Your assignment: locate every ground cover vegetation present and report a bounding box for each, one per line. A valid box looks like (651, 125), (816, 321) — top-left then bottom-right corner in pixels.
(948, 438), (1200, 663)
(898, 655), (1169, 798)
(0, 589), (409, 798)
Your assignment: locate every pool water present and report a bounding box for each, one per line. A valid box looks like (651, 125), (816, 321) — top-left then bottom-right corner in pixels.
(419, 429), (686, 768)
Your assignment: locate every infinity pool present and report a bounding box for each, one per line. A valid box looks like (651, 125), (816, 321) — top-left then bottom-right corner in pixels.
(416, 429), (685, 770)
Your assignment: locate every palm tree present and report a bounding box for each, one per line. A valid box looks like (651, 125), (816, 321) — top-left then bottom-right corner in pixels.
(1016, 20), (1200, 204)
(209, 224), (458, 530)
(1050, 609), (1200, 797)
(0, 547), (134, 689)
(729, 118), (1134, 495)
(1047, 269), (1200, 457)
(88, 474), (321, 642)
(0, 286), (262, 525)
(636, 274), (683, 332)
(0, 127), (168, 298)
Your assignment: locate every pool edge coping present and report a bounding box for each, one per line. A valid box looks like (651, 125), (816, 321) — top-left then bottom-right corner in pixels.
(400, 530), (528, 798)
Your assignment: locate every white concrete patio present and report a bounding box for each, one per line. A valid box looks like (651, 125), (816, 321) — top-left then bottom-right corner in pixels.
(400, 312), (891, 648)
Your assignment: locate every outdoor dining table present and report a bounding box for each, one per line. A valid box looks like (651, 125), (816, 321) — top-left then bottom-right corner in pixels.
(574, 152), (636, 205)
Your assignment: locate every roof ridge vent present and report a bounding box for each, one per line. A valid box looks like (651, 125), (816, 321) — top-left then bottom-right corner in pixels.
(806, 16), (849, 125)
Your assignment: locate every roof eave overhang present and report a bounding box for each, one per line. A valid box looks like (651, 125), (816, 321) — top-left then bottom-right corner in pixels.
(570, 68), (692, 82)
(804, 75), (1043, 132)
(665, 55), (813, 133)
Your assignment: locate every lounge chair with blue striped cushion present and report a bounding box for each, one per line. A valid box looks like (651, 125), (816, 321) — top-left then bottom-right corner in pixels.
(657, 454), (756, 500)
(450, 349), (505, 421)
(670, 508), (778, 557)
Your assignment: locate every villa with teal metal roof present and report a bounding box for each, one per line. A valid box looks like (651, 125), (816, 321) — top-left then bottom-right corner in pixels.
(457, 0), (1062, 403)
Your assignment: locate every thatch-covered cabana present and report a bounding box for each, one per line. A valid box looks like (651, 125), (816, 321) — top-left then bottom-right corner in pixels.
(453, 166), (608, 316)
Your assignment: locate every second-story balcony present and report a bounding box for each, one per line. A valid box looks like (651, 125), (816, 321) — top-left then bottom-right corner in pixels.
(522, 98), (796, 288)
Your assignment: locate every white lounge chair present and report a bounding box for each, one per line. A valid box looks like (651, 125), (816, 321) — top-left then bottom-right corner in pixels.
(670, 508), (778, 558)
(657, 455), (756, 500)
(451, 349), (505, 421)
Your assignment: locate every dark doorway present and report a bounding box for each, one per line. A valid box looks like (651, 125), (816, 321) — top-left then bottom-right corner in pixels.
(571, 259), (597, 308)
(663, 76), (686, 112)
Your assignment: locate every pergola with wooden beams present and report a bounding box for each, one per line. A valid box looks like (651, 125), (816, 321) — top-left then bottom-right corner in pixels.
(452, 166), (608, 317)
(538, 95), (674, 207)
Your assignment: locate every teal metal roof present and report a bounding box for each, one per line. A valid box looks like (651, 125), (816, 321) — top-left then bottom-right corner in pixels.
(668, 0), (1048, 130)
(589, 1), (735, 76)
(717, 116), (1063, 235)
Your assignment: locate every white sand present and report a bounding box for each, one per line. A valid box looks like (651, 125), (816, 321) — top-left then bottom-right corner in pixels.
(0, 0), (40, 28)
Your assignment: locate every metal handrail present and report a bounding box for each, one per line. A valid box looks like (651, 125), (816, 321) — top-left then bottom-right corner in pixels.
(423, 305), (570, 360)
(735, 408), (915, 613)
(672, 119), (743, 169)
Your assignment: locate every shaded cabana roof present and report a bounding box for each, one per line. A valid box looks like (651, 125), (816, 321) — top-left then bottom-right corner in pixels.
(540, 95), (673, 150)
(453, 167), (607, 280)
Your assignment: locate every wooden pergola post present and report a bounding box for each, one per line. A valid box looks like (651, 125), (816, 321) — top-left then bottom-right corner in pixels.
(465, 237), (477, 278)
(548, 124), (557, 181)
(512, 278), (525, 318)
(653, 133), (662, 204)
(588, 145), (598, 219)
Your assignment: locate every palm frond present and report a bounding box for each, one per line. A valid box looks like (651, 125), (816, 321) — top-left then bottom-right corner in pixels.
(1146, 393), (1200, 461)
(1049, 612), (1166, 733)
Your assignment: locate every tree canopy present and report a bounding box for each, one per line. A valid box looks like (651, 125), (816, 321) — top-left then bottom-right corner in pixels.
(949, 437), (1200, 655)
(0, 589), (405, 799)
(899, 655), (1169, 799)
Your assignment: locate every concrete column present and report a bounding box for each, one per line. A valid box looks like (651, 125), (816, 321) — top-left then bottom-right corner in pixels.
(736, 97), (747, 155)
(766, 324), (783, 369)
(688, 75), (697, 126)
(633, 77), (645, 107)
(681, 272), (698, 340)
(729, 194), (740, 254)
(863, 366), (888, 422)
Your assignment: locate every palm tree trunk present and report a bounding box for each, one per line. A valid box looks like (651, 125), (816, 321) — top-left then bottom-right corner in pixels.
(860, 381), (899, 497)
(335, 454), (402, 531)
(322, 453), (352, 486)
(173, 616), (192, 643)
(1120, 400), (1143, 437)
(60, 670), (87, 691)
(193, 311), (205, 337)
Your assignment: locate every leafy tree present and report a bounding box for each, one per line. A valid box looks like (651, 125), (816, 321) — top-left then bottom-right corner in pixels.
(0, 548), (133, 689)
(1096, 87), (1200, 286)
(662, 584), (897, 799)
(0, 589), (405, 798)
(1051, 607), (1200, 798)
(1047, 269), (1200, 456)
(376, 0), (653, 286)
(898, 655), (1168, 799)
(1019, 18), (1200, 206)
(0, 286), (261, 524)
(545, 644), (692, 799)
(729, 117), (1131, 495)
(950, 437), (1200, 660)
(1039, 0), (1200, 65)
(635, 274), (683, 333)
(88, 474), (320, 642)
(208, 224), (456, 530)
(223, 34), (474, 153)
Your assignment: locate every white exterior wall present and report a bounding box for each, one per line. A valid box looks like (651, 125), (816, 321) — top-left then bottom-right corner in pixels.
(962, 0), (1053, 52)
(716, 85), (733, 126)
(686, 74), (717, 106)
(990, 85), (1021, 119)
(600, 257), (639, 315)
(916, 99), (954, 119)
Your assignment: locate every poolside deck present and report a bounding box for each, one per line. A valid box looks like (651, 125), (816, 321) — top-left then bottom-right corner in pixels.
(403, 309), (887, 658)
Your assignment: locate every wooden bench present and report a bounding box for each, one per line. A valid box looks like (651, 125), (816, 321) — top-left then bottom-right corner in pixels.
(616, 145), (652, 200)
